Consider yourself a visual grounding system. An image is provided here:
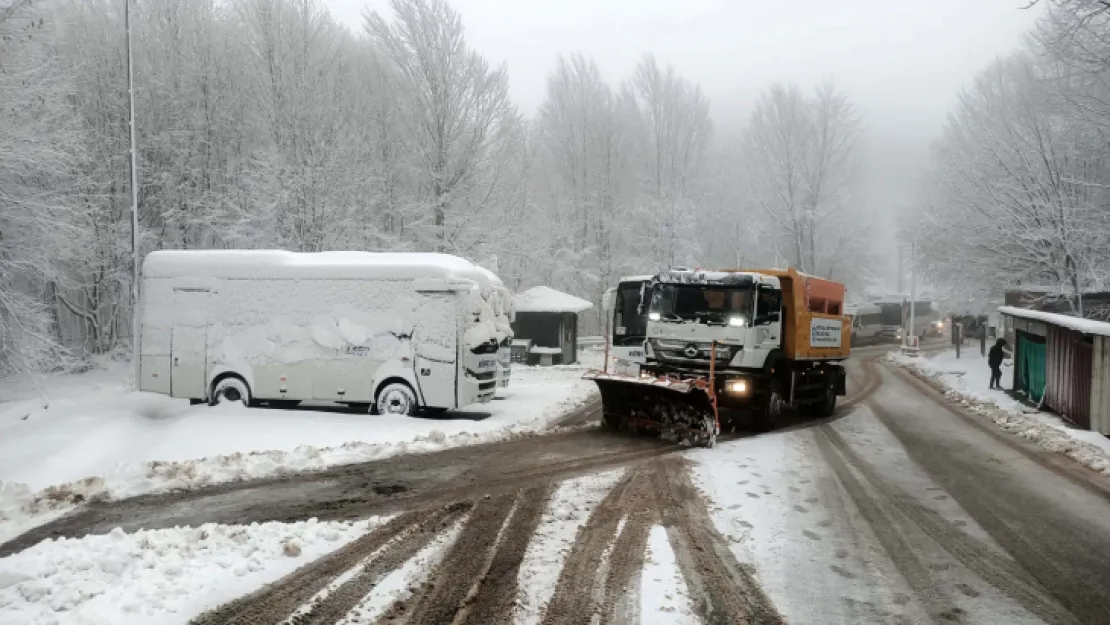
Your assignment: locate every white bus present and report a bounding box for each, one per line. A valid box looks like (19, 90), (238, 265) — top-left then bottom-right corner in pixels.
(845, 303), (883, 345)
(138, 250), (514, 416)
(602, 275), (652, 375)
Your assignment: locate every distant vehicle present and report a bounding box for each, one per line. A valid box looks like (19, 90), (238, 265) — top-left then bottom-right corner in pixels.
(602, 275), (653, 375)
(137, 250), (514, 416)
(845, 304), (883, 345)
(873, 298), (940, 340)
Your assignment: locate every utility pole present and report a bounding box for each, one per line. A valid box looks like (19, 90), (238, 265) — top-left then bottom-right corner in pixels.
(897, 245), (903, 294)
(126, 0), (141, 370)
(909, 237), (917, 348)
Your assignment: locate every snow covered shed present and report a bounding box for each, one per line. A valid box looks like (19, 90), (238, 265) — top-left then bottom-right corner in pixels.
(511, 286), (593, 366)
(999, 306), (1110, 434)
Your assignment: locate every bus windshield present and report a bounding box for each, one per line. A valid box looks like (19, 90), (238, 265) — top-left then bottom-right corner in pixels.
(650, 284), (753, 324)
(613, 282), (648, 345)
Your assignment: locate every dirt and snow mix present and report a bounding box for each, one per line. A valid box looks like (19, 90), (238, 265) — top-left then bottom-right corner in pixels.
(0, 354), (601, 543)
(889, 349), (1110, 476)
(0, 517), (388, 625)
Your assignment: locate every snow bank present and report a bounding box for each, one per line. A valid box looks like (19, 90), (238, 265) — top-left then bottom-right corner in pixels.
(0, 356), (600, 544)
(889, 349), (1110, 476)
(0, 517), (387, 625)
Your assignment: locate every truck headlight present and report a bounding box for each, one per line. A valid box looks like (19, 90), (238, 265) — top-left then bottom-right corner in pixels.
(726, 380), (749, 394)
(729, 315), (746, 327)
(649, 312), (661, 321)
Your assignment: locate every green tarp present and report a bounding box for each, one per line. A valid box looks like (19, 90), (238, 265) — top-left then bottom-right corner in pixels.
(1018, 333), (1046, 403)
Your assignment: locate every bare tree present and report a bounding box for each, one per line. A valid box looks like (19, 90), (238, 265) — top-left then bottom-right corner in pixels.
(0, 0), (81, 373)
(918, 51), (1110, 315)
(366, 0), (517, 253)
(739, 81), (866, 280)
(623, 54), (713, 268)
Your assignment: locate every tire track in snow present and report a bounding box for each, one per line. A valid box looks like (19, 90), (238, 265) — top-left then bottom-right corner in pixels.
(652, 457), (784, 625)
(823, 412), (1078, 625)
(512, 469), (628, 625)
(384, 491), (520, 624)
(539, 466), (644, 625)
(188, 505), (468, 625)
(452, 485), (555, 625)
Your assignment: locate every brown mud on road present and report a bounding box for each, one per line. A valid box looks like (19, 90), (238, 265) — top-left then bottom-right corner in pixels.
(183, 456), (784, 625)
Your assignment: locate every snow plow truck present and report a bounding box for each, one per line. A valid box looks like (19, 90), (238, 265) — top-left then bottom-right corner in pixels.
(584, 268), (850, 447)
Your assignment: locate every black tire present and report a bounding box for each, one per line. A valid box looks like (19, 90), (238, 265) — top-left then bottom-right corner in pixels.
(816, 379), (837, 418)
(375, 382), (419, 417)
(753, 388), (784, 432)
(209, 376), (253, 407)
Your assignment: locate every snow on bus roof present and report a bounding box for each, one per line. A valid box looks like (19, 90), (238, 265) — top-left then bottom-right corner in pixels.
(998, 306), (1110, 337)
(143, 250), (495, 283)
(514, 286), (593, 314)
(618, 275), (654, 284)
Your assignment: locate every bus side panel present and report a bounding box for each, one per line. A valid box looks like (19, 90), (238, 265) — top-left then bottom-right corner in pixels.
(209, 278), (429, 403)
(138, 277), (174, 396)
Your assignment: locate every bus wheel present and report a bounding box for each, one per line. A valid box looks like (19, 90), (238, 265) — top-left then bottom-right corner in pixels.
(376, 382), (418, 417)
(210, 376), (253, 407)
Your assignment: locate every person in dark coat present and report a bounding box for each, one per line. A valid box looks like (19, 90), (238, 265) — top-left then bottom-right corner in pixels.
(988, 338), (1009, 389)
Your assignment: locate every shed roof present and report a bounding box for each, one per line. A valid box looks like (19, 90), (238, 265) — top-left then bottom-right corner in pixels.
(514, 286), (593, 314)
(998, 306), (1110, 337)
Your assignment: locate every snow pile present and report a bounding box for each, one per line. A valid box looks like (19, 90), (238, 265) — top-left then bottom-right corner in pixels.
(0, 357), (599, 543)
(889, 350), (1110, 476)
(0, 517), (384, 625)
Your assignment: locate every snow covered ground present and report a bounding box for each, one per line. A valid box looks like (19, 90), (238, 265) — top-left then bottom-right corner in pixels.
(0, 352), (601, 543)
(890, 348), (1110, 476)
(0, 516), (392, 625)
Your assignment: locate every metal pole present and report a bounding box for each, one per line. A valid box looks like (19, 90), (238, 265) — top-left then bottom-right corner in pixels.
(126, 0), (141, 372)
(909, 239), (917, 348)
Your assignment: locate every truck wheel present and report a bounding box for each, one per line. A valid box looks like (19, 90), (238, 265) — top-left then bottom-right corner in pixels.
(210, 376), (252, 407)
(376, 382), (418, 417)
(817, 379), (837, 418)
(753, 389), (784, 432)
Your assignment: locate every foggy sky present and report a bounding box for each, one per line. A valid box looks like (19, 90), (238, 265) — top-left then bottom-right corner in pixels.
(325, 0), (1040, 290)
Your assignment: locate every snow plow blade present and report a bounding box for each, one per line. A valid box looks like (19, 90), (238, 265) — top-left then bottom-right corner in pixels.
(582, 371), (718, 447)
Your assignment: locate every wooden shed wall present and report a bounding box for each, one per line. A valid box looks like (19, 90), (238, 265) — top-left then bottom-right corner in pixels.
(1044, 325), (1093, 429)
(1092, 336), (1110, 435)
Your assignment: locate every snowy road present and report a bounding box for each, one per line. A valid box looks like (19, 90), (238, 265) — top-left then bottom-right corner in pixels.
(5, 350), (1110, 624)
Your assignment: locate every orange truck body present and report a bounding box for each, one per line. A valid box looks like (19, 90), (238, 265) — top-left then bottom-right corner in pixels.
(721, 268), (852, 361)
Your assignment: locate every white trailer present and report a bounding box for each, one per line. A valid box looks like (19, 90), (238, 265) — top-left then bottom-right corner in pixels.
(138, 250), (513, 415)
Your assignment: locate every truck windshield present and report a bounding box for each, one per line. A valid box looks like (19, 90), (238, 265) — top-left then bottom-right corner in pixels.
(613, 282), (647, 345)
(650, 284), (753, 323)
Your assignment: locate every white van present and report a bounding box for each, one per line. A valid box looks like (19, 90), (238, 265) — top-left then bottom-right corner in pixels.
(137, 250), (514, 415)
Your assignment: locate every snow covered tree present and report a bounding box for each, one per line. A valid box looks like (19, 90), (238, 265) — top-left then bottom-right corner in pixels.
(623, 54), (713, 269)
(917, 50), (1110, 316)
(365, 0), (519, 254)
(0, 0), (81, 374)
(738, 82), (868, 282)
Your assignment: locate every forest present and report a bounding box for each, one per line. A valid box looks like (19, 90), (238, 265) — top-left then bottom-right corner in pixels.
(2, 0), (1108, 376)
